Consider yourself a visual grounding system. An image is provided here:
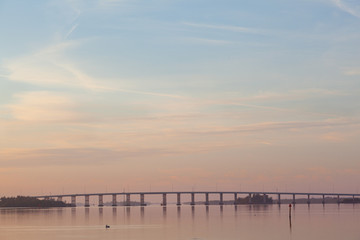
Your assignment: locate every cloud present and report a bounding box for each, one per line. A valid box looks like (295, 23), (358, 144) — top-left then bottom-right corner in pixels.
(332, 0), (360, 18)
(65, 23), (78, 39)
(0, 147), (158, 168)
(7, 91), (81, 122)
(242, 88), (346, 102)
(343, 69), (360, 76)
(182, 37), (233, 45)
(4, 41), (113, 91)
(321, 133), (345, 142)
(183, 22), (260, 34)
(3, 41), (185, 98)
(183, 118), (360, 136)
(98, 0), (128, 7)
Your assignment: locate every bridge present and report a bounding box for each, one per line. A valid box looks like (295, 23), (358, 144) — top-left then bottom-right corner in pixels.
(33, 191), (360, 207)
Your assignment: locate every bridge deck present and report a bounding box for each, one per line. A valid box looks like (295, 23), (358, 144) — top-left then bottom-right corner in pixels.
(33, 191), (360, 198)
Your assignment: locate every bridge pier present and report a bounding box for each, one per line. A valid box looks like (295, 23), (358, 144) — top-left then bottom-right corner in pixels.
(140, 194), (146, 206)
(292, 194), (296, 205)
(85, 195), (90, 207)
(98, 195), (103, 207)
(71, 196), (76, 207)
(177, 193), (181, 206)
(191, 193), (195, 205)
(205, 193), (209, 205)
(112, 194), (117, 206)
(126, 194), (131, 206)
(278, 194), (281, 205)
(162, 193), (167, 206)
(34, 191), (360, 208)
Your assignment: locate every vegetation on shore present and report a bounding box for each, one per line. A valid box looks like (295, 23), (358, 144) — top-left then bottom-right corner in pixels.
(235, 194), (273, 204)
(0, 196), (71, 207)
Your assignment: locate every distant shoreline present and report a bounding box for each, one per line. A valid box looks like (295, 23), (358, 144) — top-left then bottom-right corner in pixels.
(0, 196), (71, 208)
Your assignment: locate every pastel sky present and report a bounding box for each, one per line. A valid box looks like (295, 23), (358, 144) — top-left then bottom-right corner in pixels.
(1, 0), (360, 196)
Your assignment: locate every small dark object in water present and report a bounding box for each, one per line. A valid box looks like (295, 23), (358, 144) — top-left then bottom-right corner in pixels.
(105, 225), (110, 229)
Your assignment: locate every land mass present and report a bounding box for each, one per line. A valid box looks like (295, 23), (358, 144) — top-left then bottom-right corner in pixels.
(0, 196), (71, 208)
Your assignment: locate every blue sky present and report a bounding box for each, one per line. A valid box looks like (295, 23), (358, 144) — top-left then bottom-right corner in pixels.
(0, 0), (360, 196)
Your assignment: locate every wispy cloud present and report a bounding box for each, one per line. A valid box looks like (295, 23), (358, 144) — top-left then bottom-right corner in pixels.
(183, 118), (360, 136)
(183, 37), (234, 45)
(3, 41), (184, 99)
(0, 147), (172, 168)
(238, 88), (346, 102)
(98, 0), (129, 7)
(332, 0), (360, 18)
(343, 68), (360, 76)
(65, 23), (78, 39)
(184, 22), (260, 34)
(7, 91), (82, 122)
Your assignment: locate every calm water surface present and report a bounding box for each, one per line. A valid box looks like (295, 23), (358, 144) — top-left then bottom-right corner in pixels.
(1, 204), (359, 240)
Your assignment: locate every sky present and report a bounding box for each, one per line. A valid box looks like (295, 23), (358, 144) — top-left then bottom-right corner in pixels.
(0, 0), (360, 197)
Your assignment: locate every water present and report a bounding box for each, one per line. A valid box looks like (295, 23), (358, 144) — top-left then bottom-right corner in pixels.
(1, 204), (360, 240)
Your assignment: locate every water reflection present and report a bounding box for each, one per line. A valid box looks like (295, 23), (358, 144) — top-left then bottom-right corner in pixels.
(112, 207), (117, 223)
(162, 206), (167, 219)
(85, 207), (90, 224)
(0, 204), (359, 240)
(177, 206), (181, 219)
(126, 206), (131, 221)
(140, 206), (144, 219)
(99, 207), (103, 224)
(71, 207), (76, 224)
(56, 208), (62, 219)
(289, 214), (292, 232)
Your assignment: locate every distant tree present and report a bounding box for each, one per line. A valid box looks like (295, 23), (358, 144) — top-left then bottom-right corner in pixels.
(342, 198), (360, 204)
(0, 196), (71, 207)
(236, 194), (273, 204)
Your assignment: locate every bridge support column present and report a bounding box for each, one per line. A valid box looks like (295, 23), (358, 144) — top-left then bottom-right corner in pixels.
(177, 193), (181, 206)
(85, 195), (90, 207)
(71, 196), (76, 207)
(278, 194), (281, 205)
(112, 194), (117, 206)
(126, 194), (131, 206)
(248, 193), (252, 204)
(234, 193), (238, 204)
(57, 196), (63, 202)
(205, 193), (209, 205)
(191, 193), (195, 205)
(322, 195), (325, 204)
(337, 195), (340, 204)
(292, 194), (296, 205)
(219, 193), (224, 205)
(307, 194), (310, 204)
(353, 195), (355, 204)
(98, 195), (103, 207)
(162, 193), (167, 206)
(263, 194), (267, 204)
(140, 194), (146, 206)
